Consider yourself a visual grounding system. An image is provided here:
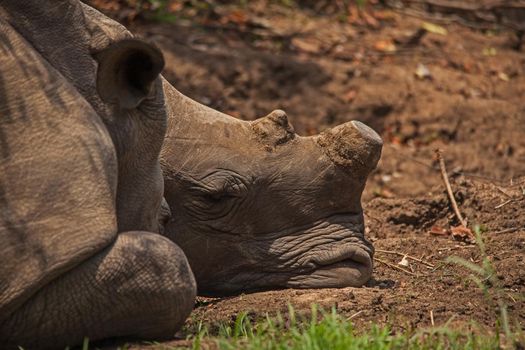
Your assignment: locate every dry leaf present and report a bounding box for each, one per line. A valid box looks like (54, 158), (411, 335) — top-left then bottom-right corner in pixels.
(373, 188), (394, 198)
(482, 47), (497, 56)
(344, 89), (358, 102)
(450, 225), (475, 243)
(167, 2), (184, 13)
(374, 10), (396, 21)
(498, 72), (510, 81)
(221, 9), (249, 26)
(362, 11), (380, 28)
(292, 37), (323, 54)
(429, 225), (449, 236)
(374, 40), (396, 53)
(415, 63), (431, 79)
(398, 255), (409, 267)
(421, 22), (447, 35)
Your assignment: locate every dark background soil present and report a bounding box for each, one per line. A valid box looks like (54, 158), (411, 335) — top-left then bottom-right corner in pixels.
(88, 0), (524, 347)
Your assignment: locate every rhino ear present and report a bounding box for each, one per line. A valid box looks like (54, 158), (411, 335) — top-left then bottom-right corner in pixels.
(95, 39), (165, 109)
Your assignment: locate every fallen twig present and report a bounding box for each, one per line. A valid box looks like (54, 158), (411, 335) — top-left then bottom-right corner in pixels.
(375, 258), (416, 276)
(489, 227), (521, 235)
(375, 249), (435, 267)
(495, 186), (514, 199)
(347, 310), (364, 320)
(435, 149), (467, 227)
(494, 198), (515, 209)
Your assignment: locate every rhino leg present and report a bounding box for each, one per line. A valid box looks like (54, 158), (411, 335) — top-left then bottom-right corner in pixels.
(0, 232), (196, 350)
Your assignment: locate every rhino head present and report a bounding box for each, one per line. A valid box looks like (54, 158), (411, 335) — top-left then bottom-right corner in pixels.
(160, 86), (382, 296)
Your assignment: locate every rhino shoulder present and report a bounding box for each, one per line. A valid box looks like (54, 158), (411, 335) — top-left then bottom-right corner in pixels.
(0, 16), (118, 323)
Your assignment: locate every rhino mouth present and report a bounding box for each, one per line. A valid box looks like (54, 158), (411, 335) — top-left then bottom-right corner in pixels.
(287, 244), (373, 288)
(312, 244), (372, 267)
(269, 213), (374, 289)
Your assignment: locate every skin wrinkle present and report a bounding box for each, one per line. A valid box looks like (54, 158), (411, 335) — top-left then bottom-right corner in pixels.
(167, 164), (372, 292)
(186, 210), (366, 272)
(2, 2), (90, 113)
(0, 52), (115, 312)
(179, 206), (363, 245)
(253, 230), (367, 271)
(168, 171), (248, 222)
(185, 190), (238, 220)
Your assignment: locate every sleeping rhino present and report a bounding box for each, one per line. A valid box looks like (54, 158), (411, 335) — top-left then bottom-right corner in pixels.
(0, 1), (195, 349)
(0, 0), (381, 348)
(160, 91), (382, 295)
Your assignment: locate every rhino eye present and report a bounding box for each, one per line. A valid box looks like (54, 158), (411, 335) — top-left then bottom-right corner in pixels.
(200, 171), (247, 202)
(204, 187), (240, 202)
(186, 170), (248, 219)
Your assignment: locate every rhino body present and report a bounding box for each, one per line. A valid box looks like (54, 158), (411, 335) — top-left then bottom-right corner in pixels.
(0, 2), (195, 349)
(0, 1), (382, 348)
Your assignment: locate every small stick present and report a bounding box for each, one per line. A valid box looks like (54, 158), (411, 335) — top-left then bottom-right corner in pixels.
(494, 199), (515, 209)
(430, 310), (435, 326)
(375, 249), (435, 267)
(495, 186), (514, 199)
(435, 149), (467, 227)
(507, 293), (517, 304)
(375, 258), (416, 276)
(489, 227), (521, 235)
(347, 310), (364, 320)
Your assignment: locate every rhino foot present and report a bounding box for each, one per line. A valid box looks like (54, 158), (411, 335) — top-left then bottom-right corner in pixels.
(0, 232), (196, 350)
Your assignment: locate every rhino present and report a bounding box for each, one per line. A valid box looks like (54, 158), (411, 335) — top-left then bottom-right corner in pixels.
(0, 1), (195, 349)
(0, 0), (381, 348)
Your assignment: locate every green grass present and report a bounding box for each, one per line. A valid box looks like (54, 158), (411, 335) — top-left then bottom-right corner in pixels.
(165, 305), (512, 350)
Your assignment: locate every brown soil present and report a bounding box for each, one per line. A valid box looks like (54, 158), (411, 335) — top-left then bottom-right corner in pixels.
(90, 1), (525, 347)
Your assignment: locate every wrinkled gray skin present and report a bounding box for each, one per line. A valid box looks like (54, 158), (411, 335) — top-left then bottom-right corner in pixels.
(0, 1), (195, 349)
(160, 90), (382, 295)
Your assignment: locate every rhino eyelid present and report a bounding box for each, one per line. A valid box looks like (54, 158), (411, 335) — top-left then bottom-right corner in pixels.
(203, 181), (246, 198)
(198, 171), (249, 194)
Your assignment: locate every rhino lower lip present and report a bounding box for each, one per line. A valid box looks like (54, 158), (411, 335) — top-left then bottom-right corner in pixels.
(312, 245), (372, 268)
(286, 245), (373, 288)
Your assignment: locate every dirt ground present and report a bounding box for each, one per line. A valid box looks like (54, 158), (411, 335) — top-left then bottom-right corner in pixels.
(89, 0), (524, 347)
